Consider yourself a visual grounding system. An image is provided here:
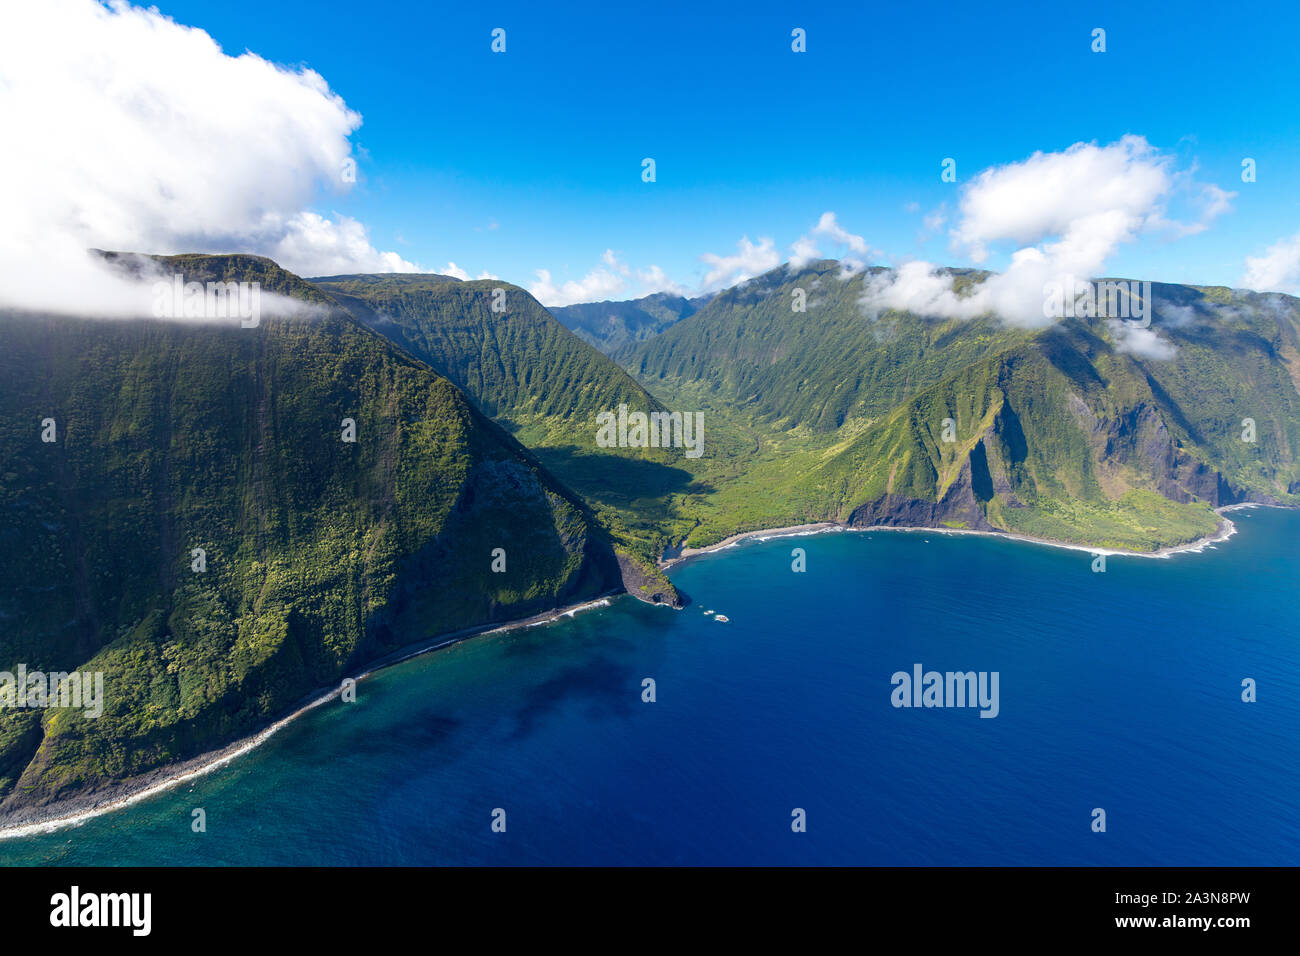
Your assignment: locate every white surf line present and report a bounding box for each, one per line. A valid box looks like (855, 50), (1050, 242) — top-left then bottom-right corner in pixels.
(0, 688), (339, 841)
(5, 504), (1267, 841)
(845, 512), (1239, 560)
(523, 597), (612, 626)
(664, 505), (1260, 568)
(661, 522), (838, 567)
(753, 526), (843, 543)
(0, 594), (616, 841)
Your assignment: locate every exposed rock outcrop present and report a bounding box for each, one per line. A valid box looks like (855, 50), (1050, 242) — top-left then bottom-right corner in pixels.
(615, 550), (684, 607)
(847, 459), (997, 532)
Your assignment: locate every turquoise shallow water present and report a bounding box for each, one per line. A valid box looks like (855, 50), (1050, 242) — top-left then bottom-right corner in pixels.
(3, 508), (1298, 865)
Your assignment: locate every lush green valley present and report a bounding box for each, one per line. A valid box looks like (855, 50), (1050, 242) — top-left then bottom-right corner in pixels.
(621, 262), (1300, 551)
(3, 252), (1298, 817)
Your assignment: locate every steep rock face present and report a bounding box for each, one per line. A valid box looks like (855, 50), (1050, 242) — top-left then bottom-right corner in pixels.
(309, 273), (686, 580)
(0, 255), (636, 810)
(1067, 393), (1245, 507)
(309, 275), (667, 437)
(1154, 448), (1244, 507)
(802, 342), (1236, 551)
(627, 262), (1025, 432)
(847, 459), (996, 532)
(615, 551), (685, 607)
(625, 263), (1300, 555)
(364, 457), (625, 647)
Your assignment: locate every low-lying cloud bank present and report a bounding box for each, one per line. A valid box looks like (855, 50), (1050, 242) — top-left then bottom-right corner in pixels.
(533, 137), (1239, 329)
(860, 136), (1233, 334)
(530, 250), (686, 307)
(0, 0), (413, 319)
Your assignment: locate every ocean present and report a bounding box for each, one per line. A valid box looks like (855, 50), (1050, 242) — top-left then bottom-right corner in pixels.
(3, 508), (1298, 865)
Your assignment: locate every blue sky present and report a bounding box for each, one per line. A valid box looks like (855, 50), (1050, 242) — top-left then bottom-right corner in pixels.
(7, 0), (1300, 308)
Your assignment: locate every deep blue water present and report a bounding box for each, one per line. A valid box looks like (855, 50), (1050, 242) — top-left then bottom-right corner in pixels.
(3, 508), (1298, 865)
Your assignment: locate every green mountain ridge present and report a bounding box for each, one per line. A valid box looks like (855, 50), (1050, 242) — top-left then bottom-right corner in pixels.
(620, 261), (1300, 552)
(549, 291), (707, 356)
(310, 275), (666, 445)
(0, 254), (674, 817)
(308, 273), (692, 572)
(3, 251), (1298, 816)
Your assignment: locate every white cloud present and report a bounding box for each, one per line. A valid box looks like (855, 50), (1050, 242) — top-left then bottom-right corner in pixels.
(0, 0), (414, 317)
(538, 220), (866, 307)
(788, 236), (821, 269)
(811, 211), (871, 256)
(1110, 320), (1177, 360)
(440, 261), (499, 281)
(1193, 183), (1235, 230)
(530, 249), (686, 306)
(789, 212), (875, 271)
(531, 250), (629, 306)
(864, 261), (977, 319)
(276, 213), (418, 277)
(700, 236), (781, 289)
(863, 136), (1233, 327)
(531, 266), (628, 307)
(634, 265), (686, 297)
(951, 136), (1171, 261)
(1147, 181), (1237, 239)
(1242, 232), (1300, 293)
(920, 205), (948, 240)
(838, 258), (866, 279)
(1159, 303), (1201, 328)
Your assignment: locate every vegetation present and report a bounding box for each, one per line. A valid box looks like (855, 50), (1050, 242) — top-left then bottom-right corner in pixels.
(310, 274), (687, 569)
(548, 291), (705, 356)
(4, 253), (1298, 808)
(0, 255), (625, 807)
(619, 264), (1300, 551)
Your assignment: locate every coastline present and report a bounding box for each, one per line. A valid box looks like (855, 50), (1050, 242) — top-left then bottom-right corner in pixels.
(1, 502), (1275, 841)
(660, 522), (839, 569)
(0, 592), (619, 841)
(658, 502), (1269, 571)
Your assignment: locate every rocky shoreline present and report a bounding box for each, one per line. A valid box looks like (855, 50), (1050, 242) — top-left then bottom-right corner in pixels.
(659, 502), (1267, 571)
(1, 503), (1271, 840)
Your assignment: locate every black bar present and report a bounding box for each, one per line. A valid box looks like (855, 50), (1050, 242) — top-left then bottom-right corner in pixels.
(0, 866), (1284, 942)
